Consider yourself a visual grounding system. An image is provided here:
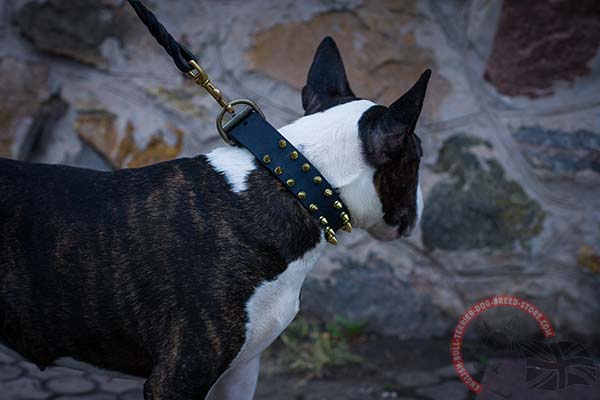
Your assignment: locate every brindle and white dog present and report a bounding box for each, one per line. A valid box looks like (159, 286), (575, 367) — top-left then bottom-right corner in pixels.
(0, 37), (430, 399)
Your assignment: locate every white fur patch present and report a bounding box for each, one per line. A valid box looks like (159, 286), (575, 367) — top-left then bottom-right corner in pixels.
(280, 100), (376, 190)
(416, 183), (424, 225)
(206, 355), (260, 400)
(238, 240), (325, 362)
(206, 147), (256, 193)
(206, 241), (325, 399)
(338, 167), (384, 229)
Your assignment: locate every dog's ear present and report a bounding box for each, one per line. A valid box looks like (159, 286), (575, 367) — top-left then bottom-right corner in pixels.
(360, 69), (431, 166)
(302, 36), (355, 115)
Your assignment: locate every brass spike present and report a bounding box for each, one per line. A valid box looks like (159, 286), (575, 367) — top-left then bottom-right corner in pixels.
(324, 188), (333, 197)
(334, 201), (343, 209)
(325, 227), (337, 245)
(302, 163), (310, 172)
(290, 151), (299, 160)
(342, 222), (353, 232)
(286, 178), (295, 187)
(274, 166), (283, 175)
(319, 216), (328, 225)
(327, 234), (338, 245)
(313, 176), (322, 184)
(278, 139), (287, 148)
(340, 212), (350, 223)
(297, 191), (307, 200)
(309, 204), (318, 212)
(262, 154), (271, 164)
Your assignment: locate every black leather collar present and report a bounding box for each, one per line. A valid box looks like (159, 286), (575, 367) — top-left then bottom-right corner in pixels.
(224, 109), (352, 245)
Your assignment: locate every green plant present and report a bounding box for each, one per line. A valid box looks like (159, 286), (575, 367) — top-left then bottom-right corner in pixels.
(277, 316), (364, 378)
(325, 315), (367, 342)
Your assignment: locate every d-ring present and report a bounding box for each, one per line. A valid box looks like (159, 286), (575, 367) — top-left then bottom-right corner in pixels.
(216, 99), (266, 146)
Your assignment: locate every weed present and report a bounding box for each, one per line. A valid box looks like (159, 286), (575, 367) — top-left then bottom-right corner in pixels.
(276, 316), (364, 378)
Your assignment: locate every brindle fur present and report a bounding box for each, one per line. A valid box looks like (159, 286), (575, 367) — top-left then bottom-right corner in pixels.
(0, 156), (320, 399)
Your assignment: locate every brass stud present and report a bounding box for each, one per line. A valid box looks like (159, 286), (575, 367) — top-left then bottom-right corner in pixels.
(342, 222), (353, 232)
(274, 166), (283, 175)
(290, 151), (299, 160)
(278, 139), (287, 148)
(319, 216), (328, 225)
(334, 201), (343, 209)
(298, 191), (307, 200)
(262, 154), (271, 164)
(313, 176), (322, 184)
(324, 188), (333, 197)
(309, 204), (318, 212)
(325, 227), (335, 236)
(302, 163), (310, 172)
(286, 178), (295, 187)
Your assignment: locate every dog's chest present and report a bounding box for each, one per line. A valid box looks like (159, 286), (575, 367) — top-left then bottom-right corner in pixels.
(233, 241), (324, 363)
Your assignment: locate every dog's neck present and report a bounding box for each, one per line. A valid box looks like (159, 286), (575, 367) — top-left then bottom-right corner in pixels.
(207, 100), (384, 230)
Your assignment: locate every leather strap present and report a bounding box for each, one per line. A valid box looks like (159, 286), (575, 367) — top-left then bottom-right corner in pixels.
(226, 110), (351, 242)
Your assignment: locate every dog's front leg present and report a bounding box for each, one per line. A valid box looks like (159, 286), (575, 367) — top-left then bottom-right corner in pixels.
(143, 355), (219, 400)
(205, 355), (261, 400)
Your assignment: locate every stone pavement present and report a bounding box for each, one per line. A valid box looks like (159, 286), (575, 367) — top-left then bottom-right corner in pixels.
(0, 346), (144, 400)
(1, 343), (598, 400)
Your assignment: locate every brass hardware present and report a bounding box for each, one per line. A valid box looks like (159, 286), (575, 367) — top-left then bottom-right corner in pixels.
(298, 191), (307, 200)
(334, 201), (343, 209)
(262, 155), (271, 164)
(340, 212), (351, 231)
(187, 60), (234, 113)
(216, 99), (265, 146)
(313, 176), (322, 184)
(302, 163), (310, 172)
(290, 151), (299, 160)
(309, 204), (318, 212)
(324, 188), (333, 197)
(319, 216), (328, 225)
(278, 139), (287, 148)
(286, 179), (295, 187)
(325, 227), (337, 245)
(274, 166), (283, 175)
(340, 212), (350, 223)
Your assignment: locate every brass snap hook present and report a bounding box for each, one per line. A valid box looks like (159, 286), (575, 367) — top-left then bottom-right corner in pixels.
(187, 60), (234, 114)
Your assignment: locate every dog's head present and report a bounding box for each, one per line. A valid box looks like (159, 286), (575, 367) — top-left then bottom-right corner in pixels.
(284, 37), (430, 241)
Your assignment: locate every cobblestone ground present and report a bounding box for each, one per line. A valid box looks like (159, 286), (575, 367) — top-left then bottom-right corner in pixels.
(0, 347), (144, 400)
(2, 343), (599, 400)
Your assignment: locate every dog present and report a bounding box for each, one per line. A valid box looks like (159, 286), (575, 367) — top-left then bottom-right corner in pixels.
(0, 37), (429, 399)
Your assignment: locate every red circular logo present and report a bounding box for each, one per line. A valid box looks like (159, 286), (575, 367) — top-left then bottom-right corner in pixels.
(451, 295), (555, 394)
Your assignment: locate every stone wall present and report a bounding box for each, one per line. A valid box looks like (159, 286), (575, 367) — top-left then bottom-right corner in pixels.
(1, 0), (599, 340)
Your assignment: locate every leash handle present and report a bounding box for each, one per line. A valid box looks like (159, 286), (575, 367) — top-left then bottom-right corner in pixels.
(127, 0), (234, 113)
